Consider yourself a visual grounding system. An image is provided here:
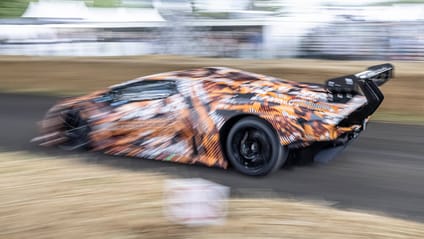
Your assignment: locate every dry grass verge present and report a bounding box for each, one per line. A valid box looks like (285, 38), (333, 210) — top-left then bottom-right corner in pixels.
(0, 152), (423, 239)
(0, 56), (423, 123)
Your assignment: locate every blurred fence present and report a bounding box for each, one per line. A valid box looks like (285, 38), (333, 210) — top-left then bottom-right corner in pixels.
(1, 19), (424, 60)
(298, 20), (424, 61)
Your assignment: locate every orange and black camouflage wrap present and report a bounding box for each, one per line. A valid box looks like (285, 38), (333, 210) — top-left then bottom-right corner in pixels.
(35, 67), (367, 168)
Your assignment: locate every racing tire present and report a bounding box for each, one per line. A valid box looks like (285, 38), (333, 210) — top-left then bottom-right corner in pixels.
(225, 117), (287, 176)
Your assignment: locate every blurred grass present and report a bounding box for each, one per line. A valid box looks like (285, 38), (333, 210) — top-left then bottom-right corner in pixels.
(0, 55), (423, 123)
(1, 151), (423, 239)
(372, 111), (424, 125)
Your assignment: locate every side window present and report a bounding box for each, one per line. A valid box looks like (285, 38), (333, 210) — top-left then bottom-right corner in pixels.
(111, 80), (178, 101)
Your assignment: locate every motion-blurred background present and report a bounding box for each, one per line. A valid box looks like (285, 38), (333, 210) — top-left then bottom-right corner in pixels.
(1, 2), (424, 238)
(1, 0), (424, 60)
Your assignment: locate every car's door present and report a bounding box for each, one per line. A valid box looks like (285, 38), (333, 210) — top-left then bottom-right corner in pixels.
(99, 79), (196, 162)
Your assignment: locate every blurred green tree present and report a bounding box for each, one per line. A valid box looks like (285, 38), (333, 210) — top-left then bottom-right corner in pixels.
(0, 0), (126, 18)
(251, 0), (283, 12)
(0, 0), (33, 18)
(85, 0), (121, 8)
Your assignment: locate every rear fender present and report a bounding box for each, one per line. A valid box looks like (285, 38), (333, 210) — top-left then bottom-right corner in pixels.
(216, 110), (305, 146)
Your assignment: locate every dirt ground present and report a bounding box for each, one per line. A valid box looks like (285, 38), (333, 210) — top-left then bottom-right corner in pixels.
(0, 151), (423, 239)
(0, 56), (423, 123)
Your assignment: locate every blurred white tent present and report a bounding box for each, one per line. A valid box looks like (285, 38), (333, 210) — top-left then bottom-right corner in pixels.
(88, 7), (165, 22)
(22, 0), (89, 19)
(22, 0), (165, 22)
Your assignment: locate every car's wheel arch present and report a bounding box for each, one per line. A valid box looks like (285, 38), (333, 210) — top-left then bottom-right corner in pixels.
(218, 113), (282, 165)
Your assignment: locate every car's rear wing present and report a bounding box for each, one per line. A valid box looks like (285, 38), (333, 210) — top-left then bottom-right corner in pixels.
(326, 63), (394, 95)
(355, 63), (394, 86)
(326, 63), (394, 126)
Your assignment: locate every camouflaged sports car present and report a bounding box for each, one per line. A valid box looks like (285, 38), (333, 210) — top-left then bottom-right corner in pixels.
(34, 63), (393, 176)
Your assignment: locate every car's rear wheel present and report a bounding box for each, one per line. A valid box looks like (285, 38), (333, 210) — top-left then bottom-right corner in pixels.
(225, 117), (286, 176)
(60, 109), (91, 150)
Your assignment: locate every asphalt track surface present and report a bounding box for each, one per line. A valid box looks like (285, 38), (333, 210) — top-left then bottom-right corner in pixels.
(1, 93), (424, 222)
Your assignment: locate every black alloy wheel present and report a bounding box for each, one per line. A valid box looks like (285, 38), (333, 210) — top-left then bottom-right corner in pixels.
(60, 109), (91, 150)
(225, 117), (287, 176)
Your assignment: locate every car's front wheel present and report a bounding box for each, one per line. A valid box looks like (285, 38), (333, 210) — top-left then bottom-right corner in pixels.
(225, 117), (287, 176)
(59, 108), (91, 150)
